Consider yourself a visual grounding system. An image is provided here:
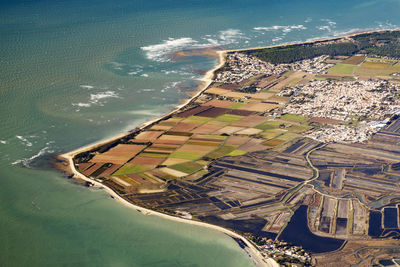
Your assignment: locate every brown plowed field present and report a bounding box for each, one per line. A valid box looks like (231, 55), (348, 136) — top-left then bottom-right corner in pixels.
(176, 106), (212, 117)
(129, 156), (165, 165)
(231, 115), (267, 127)
(205, 99), (235, 108)
(133, 130), (164, 142)
(97, 164), (122, 177)
(196, 107), (229, 118)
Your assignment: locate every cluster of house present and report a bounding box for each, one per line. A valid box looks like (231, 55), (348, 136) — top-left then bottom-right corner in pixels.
(280, 80), (400, 121)
(306, 123), (378, 143)
(288, 55), (333, 74)
(214, 53), (288, 84)
(258, 239), (311, 265)
(214, 53), (333, 84)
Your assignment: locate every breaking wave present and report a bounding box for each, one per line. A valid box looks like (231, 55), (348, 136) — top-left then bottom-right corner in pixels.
(141, 37), (199, 62)
(72, 90), (121, 108)
(12, 143), (54, 168)
(141, 28), (246, 62)
(254, 24), (307, 33)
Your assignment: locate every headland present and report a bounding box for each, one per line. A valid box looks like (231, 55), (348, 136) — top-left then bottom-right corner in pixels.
(60, 29), (400, 266)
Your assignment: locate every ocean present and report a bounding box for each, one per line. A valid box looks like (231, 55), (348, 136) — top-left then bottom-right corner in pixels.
(1, 0), (400, 266)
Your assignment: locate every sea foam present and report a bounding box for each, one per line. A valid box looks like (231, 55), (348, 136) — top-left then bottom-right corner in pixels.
(141, 37), (199, 62)
(254, 24), (307, 33)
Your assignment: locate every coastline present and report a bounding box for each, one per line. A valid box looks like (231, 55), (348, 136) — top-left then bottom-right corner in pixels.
(59, 28), (398, 267)
(225, 28), (398, 53)
(60, 50), (278, 267)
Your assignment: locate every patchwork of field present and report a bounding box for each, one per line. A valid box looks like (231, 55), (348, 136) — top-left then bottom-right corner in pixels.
(75, 82), (313, 193)
(73, 48), (400, 257)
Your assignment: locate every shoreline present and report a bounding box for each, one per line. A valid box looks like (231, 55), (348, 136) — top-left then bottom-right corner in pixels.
(60, 28), (398, 267)
(224, 28), (398, 53)
(60, 50), (278, 267)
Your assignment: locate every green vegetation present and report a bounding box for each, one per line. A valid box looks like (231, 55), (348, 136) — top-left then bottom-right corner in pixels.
(114, 163), (154, 175)
(288, 77), (302, 86)
(243, 31), (400, 64)
(169, 161), (204, 174)
(169, 151), (204, 160)
(207, 145), (236, 159)
(229, 102), (245, 109)
(227, 150), (247, 156)
(327, 64), (357, 75)
(261, 130), (284, 140)
(280, 114), (309, 123)
(255, 120), (290, 130)
(278, 132), (300, 141)
(243, 41), (358, 64)
(215, 114), (244, 123)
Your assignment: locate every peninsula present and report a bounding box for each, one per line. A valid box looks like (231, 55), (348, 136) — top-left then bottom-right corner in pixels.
(60, 29), (400, 266)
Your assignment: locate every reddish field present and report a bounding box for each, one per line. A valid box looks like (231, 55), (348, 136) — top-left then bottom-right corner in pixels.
(97, 164), (122, 177)
(91, 144), (146, 164)
(129, 156), (165, 165)
(196, 107), (229, 118)
(78, 162), (93, 171)
(82, 163), (104, 176)
(225, 136), (251, 146)
(231, 115), (267, 127)
(343, 55), (366, 65)
(176, 106), (212, 117)
(170, 122), (198, 132)
(190, 123), (223, 134)
(227, 109), (254, 116)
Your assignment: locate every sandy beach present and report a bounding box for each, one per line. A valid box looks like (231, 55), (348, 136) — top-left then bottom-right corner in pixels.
(60, 50), (279, 267)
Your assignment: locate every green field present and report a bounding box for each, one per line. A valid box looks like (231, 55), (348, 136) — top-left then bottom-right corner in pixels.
(169, 151), (204, 160)
(207, 145), (236, 159)
(288, 77), (302, 87)
(327, 64), (357, 75)
(229, 102), (245, 109)
(227, 150), (247, 156)
(355, 61), (400, 77)
(278, 132), (300, 141)
(113, 163), (154, 175)
(280, 114), (309, 123)
(169, 161), (204, 174)
(255, 120), (290, 130)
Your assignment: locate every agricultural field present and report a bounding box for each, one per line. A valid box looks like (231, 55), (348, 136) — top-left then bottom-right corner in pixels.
(72, 30), (400, 266)
(326, 63), (357, 75)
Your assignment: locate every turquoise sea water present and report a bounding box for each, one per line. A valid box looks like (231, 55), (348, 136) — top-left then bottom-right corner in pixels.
(1, 0), (400, 266)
